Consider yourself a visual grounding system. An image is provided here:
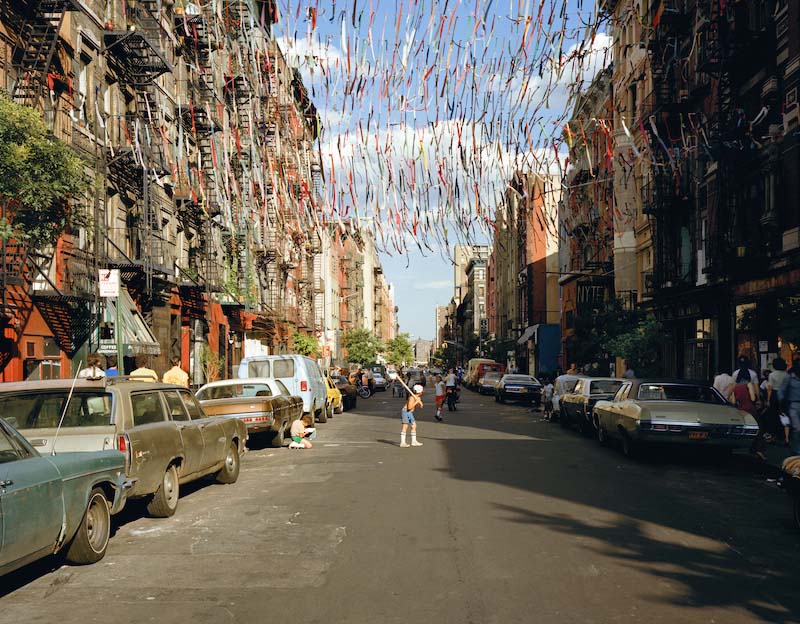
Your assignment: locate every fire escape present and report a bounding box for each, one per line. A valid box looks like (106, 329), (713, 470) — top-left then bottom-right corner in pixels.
(103, 0), (173, 315)
(1, 0), (97, 361)
(644, 0), (693, 291)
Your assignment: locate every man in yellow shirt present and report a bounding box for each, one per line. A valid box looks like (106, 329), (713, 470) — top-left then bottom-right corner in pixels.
(162, 355), (190, 387)
(130, 355), (158, 382)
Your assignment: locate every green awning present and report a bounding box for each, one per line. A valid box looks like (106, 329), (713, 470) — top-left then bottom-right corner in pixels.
(96, 288), (161, 356)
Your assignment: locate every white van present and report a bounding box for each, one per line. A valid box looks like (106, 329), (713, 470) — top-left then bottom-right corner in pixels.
(237, 355), (329, 422)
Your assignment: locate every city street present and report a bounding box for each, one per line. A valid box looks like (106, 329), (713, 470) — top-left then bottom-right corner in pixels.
(1, 386), (798, 624)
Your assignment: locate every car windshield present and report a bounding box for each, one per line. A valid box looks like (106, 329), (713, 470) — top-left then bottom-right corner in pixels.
(0, 391), (113, 430)
(483, 373), (502, 382)
(557, 379), (579, 393)
(197, 383), (272, 400)
(505, 375), (537, 384)
(637, 383), (726, 404)
(589, 380), (623, 395)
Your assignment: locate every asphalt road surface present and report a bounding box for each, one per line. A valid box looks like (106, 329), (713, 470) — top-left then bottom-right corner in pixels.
(2, 385), (799, 623)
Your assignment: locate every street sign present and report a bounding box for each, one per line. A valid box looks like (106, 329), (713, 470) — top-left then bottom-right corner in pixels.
(99, 269), (120, 298)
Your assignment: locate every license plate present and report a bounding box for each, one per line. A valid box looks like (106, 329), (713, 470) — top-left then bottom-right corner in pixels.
(518, 388), (527, 393)
(688, 431), (709, 440)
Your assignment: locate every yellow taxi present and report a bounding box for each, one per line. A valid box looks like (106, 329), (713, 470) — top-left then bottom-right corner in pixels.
(325, 375), (344, 415)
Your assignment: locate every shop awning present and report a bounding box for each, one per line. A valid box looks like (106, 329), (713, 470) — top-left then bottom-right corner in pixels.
(517, 326), (536, 345)
(96, 288), (161, 356)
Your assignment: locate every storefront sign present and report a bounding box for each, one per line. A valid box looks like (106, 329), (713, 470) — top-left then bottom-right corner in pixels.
(734, 269), (800, 298)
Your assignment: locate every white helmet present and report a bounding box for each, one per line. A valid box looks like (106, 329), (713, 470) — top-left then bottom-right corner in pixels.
(413, 384), (424, 394)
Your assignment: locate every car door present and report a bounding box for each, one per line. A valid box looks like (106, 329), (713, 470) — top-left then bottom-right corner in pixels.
(179, 390), (225, 471)
(163, 390), (204, 477)
(609, 383), (632, 433)
(127, 390), (176, 495)
(0, 421), (63, 569)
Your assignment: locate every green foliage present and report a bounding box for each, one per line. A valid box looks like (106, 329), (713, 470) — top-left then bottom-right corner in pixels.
(603, 315), (663, 377)
(200, 343), (222, 382)
(342, 328), (384, 365)
(384, 332), (414, 366)
(0, 97), (90, 247)
(291, 332), (319, 357)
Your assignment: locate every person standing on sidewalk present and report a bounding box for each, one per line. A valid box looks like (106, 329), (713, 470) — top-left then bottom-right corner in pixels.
(434, 375), (445, 421)
(400, 384), (424, 448)
(733, 367), (765, 460)
(767, 358), (790, 446)
(778, 364), (800, 454)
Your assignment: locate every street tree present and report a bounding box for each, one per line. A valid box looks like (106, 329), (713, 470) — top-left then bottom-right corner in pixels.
(342, 328), (383, 365)
(0, 97), (90, 247)
(384, 332), (414, 366)
(604, 315), (663, 377)
(291, 332), (319, 357)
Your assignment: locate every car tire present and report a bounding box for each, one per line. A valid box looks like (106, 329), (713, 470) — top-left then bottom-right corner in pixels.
(215, 441), (241, 484)
(316, 405), (328, 423)
(334, 401), (344, 414)
(597, 422), (608, 445)
(65, 487), (111, 565)
(147, 464), (180, 517)
(325, 402), (334, 421)
(621, 433), (638, 459)
(271, 421), (287, 448)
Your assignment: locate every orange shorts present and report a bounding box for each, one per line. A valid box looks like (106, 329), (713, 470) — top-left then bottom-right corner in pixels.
(435, 395), (445, 406)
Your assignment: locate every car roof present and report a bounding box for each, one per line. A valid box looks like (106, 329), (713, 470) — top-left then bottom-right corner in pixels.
(583, 377), (624, 383)
(0, 379), (182, 393)
(633, 378), (710, 386)
(199, 378), (278, 388)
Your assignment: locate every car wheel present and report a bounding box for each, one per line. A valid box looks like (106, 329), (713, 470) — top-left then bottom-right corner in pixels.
(215, 441), (241, 484)
(621, 433), (638, 459)
(597, 421), (608, 445)
(316, 405), (328, 423)
(334, 401), (344, 414)
(325, 402), (334, 421)
(271, 421), (287, 448)
(65, 487), (111, 565)
(147, 464), (180, 517)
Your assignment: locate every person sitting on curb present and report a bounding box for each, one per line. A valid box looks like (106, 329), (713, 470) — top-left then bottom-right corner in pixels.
(289, 415), (315, 449)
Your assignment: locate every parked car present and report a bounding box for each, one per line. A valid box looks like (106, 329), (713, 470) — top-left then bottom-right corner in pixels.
(237, 355), (328, 422)
(466, 358), (505, 389)
(780, 455), (800, 530)
(325, 375), (344, 415)
(330, 374), (357, 410)
(372, 372), (388, 392)
(552, 374), (582, 420)
(196, 378), (302, 447)
(387, 368), (399, 381)
(406, 368), (426, 387)
(7, 378), (247, 518)
(593, 379), (759, 458)
(560, 377), (624, 435)
(477, 371), (503, 395)
(0, 416), (129, 576)
(494, 374), (543, 405)
(366, 364), (388, 380)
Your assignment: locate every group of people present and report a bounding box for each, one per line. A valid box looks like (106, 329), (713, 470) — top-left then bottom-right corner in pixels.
(713, 354), (800, 458)
(77, 353), (190, 387)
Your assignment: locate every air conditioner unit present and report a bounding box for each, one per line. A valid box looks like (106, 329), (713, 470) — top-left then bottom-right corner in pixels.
(782, 227), (800, 253)
(784, 105), (800, 133)
(761, 77), (779, 98)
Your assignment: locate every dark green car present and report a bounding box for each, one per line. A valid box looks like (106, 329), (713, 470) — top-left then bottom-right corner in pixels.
(0, 417), (128, 577)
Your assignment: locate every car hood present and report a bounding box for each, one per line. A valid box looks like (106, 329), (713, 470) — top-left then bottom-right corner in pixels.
(47, 449), (126, 475)
(640, 402), (755, 425)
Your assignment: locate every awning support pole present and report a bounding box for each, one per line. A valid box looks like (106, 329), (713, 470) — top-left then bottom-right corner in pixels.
(116, 295), (124, 375)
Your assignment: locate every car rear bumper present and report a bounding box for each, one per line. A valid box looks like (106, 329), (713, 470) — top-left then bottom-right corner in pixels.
(631, 421), (759, 447)
(111, 477), (138, 515)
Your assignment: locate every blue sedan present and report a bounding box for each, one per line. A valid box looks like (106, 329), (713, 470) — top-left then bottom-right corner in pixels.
(0, 417), (129, 576)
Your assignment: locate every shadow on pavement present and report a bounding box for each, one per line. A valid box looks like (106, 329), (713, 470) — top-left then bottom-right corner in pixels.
(494, 503), (799, 623)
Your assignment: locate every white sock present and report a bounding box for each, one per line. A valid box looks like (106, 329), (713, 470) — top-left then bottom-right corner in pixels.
(400, 432), (407, 445)
(411, 432), (418, 444)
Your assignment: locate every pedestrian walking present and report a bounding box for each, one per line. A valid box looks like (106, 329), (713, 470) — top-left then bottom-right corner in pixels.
(733, 367), (765, 460)
(162, 355), (189, 387)
(77, 353), (106, 379)
(105, 356), (119, 377)
(542, 378), (554, 421)
(130, 355), (158, 382)
(434, 374), (445, 421)
(400, 384), (424, 448)
(767, 357), (790, 446)
(713, 368), (735, 402)
(732, 355), (759, 386)
(623, 360), (636, 379)
(778, 363), (800, 455)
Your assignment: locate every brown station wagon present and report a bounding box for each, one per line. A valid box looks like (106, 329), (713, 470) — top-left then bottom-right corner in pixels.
(196, 378), (303, 447)
(4, 378), (247, 518)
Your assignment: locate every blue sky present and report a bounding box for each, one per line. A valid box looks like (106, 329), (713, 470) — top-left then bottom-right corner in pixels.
(274, 1), (608, 339)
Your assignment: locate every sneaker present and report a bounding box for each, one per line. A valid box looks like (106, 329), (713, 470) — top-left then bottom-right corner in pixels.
(411, 441), (423, 446)
(399, 442), (410, 448)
